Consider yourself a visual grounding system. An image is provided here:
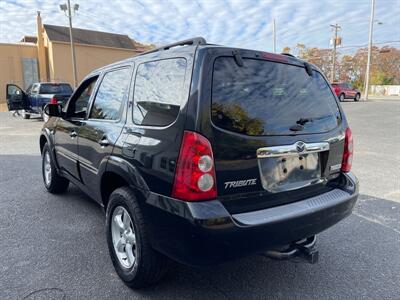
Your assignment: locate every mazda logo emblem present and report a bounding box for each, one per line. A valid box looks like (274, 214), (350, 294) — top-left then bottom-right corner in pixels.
(296, 141), (306, 153)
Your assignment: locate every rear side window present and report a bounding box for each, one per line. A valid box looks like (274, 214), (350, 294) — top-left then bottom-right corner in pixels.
(39, 84), (73, 94)
(133, 58), (187, 126)
(212, 57), (340, 136)
(89, 68), (131, 120)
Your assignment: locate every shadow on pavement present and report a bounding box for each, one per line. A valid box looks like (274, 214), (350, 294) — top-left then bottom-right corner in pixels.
(1, 155), (399, 299)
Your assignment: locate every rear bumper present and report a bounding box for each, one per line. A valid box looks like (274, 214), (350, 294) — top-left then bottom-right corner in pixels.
(144, 172), (358, 266)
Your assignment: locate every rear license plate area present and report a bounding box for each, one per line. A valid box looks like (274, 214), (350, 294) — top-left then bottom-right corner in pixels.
(258, 153), (322, 193)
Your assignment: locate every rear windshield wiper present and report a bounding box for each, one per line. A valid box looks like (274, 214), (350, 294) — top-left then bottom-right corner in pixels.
(296, 118), (312, 125)
(289, 117), (313, 132)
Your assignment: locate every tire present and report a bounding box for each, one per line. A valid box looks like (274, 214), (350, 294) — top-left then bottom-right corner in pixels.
(106, 187), (170, 289)
(42, 143), (69, 193)
(339, 93), (345, 102)
(21, 110), (30, 119)
(354, 93), (360, 101)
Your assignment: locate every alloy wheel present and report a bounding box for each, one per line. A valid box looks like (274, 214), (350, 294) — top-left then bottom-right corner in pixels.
(111, 206), (137, 269)
(43, 151), (52, 185)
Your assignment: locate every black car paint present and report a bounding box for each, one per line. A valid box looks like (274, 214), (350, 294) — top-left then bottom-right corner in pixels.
(40, 44), (358, 266)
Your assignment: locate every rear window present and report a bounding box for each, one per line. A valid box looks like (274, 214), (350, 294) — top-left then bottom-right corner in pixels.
(39, 83), (73, 94)
(212, 57), (340, 136)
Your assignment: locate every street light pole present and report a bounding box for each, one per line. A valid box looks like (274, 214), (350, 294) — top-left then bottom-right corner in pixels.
(60, 1), (79, 88)
(364, 0), (376, 100)
(330, 23), (341, 82)
(273, 19), (276, 53)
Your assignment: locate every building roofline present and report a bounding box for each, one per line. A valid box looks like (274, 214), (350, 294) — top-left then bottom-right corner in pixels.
(43, 23), (135, 50)
(44, 23), (130, 38)
(49, 40), (143, 52)
(0, 42), (37, 47)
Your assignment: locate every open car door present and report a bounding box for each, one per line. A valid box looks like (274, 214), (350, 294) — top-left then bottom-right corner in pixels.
(6, 84), (27, 111)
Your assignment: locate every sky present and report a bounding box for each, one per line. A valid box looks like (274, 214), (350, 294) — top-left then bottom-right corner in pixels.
(0, 0), (399, 53)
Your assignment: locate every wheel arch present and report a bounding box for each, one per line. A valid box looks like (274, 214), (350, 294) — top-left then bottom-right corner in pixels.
(39, 129), (54, 153)
(100, 156), (149, 209)
(39, 129), (60, 171)
(39, 134), (47, 154)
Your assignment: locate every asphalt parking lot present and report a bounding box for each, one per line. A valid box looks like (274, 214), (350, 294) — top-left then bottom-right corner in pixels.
(0, 100), (399, 299)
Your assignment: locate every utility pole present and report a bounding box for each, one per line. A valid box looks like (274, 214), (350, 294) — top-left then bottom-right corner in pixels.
(330, 23), (341, 82)
(273, 19), (276, 53)
(364, 0), (376, 100)
(60, 1), (79, 88)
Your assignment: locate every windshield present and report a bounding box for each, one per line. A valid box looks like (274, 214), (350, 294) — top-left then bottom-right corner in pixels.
(211, 57), (340, 136)
(39, 84), (73, 94)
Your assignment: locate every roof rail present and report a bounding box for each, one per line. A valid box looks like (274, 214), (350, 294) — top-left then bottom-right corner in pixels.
(281, 53), (296, 58)
(139, 37), (207, 56)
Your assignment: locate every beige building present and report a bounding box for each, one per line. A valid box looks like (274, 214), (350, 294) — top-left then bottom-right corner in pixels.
(0, 12), (151, 111)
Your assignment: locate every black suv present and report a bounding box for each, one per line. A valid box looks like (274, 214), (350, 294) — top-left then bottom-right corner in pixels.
(40, 37), (358, 288)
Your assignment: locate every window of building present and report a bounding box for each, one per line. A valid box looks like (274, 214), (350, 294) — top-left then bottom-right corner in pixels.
(89, 68), (131, 120)
(133, 58), (187, 126)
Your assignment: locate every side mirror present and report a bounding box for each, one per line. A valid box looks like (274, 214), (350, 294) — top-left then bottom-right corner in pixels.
(44, 103), (63, 118)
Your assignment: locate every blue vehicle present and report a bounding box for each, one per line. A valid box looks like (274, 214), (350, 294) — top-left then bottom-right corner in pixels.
(6, 82), (73, 121)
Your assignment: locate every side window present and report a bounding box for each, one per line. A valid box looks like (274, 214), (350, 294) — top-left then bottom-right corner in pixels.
(133, 58), (187, 126)
(31, 84), (39, 94)
(89, 68), (131, 120)
(67, 77), (98, 119)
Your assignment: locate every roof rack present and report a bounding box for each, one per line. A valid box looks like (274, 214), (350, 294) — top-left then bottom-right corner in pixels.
(281, 53), (296, 58)
(139, 37), (207, 56)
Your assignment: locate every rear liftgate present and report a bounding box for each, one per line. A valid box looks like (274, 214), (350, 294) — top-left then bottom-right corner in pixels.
(257, 141), (330, 264)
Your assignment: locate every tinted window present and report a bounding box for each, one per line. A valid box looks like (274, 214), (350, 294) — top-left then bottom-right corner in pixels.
(212, 57), (340, 136)
(68, 77), (98, 119)
(89, 68), (131, 120)
(133, 58), (187, 126)
(39, 83), (73, 94)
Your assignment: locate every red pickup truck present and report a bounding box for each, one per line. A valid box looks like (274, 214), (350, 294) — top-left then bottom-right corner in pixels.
(331, 83), (361, 102)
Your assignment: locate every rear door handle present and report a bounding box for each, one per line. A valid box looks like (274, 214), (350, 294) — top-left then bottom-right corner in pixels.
(98, 136), (110, 147)
(69, 131), (77, 138)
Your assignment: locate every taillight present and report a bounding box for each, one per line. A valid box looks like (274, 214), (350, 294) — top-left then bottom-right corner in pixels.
(341, 127), (353, 172)
(50, 96), (58, 104)
(172, 131), (217, 201)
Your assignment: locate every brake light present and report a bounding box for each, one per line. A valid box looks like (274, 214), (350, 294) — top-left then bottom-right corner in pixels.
(341, 128), (353, 172)
(172, 131), (217, 201)
(261, 52), (288, 63)
(50, 96), (58, 104)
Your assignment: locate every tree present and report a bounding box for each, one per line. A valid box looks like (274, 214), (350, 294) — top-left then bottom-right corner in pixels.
(281, 44), (400, 89)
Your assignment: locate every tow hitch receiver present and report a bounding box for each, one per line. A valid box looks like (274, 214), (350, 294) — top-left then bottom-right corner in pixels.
(263, 236), (319, 264)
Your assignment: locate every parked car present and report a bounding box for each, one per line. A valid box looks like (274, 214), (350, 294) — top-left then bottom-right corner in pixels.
(32, 38), (358, 288)
(6, 82), (73, 121)
(331, 82), (361, 101)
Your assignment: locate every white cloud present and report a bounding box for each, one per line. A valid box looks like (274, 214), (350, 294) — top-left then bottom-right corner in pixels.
(0, 0), (399, 53)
